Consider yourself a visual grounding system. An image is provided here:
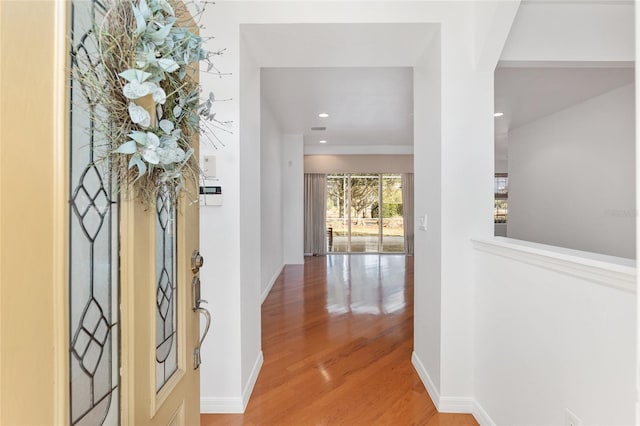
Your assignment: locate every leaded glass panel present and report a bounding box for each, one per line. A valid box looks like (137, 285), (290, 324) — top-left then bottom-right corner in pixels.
(69, 1), (119, 425)
(156, 187), (178, 391)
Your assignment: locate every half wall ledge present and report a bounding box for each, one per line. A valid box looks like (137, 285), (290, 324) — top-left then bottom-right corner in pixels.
(471, 237), (636, 294)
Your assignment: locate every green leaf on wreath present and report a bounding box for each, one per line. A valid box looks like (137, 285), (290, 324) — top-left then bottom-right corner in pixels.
(131, 3), (147, 35)
(128, 155), (147, 178)
(115, 140), (138, 154)
(119, 69), (152, 83)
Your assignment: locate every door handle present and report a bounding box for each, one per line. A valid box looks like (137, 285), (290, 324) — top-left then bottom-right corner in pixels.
(193, 305), (212, 370)
(192, 276), (212, 369)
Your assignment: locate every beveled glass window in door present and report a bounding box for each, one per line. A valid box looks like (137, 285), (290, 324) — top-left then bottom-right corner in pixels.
(69, 1), (120, 424)
(156, 187), (178, 391)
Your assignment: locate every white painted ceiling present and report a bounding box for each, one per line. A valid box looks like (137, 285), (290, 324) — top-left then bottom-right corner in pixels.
(495, 66), (634, 134)
(261, 67), (414, 147)
(245, 23), (434, 155)
(254, 23), (634, 159)
(494, 65), (634, 164)
(242, 23), (437, 68)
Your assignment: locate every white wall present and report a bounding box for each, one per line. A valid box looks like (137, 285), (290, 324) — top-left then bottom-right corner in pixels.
(495, 133), (508, 174)
(494, 223), (507, 237)
(304, 155), (414, 173)
(477, 2), (638, 424)
(304, 144), (413, 155)
(494, 158), (507, 174)
(199, 0), (516, 415)
(260, 98), (284, 301)
(473, 238), (636, 425)
(413, 30), (442, 393)
(239, 29), (263, 406)
(197, 2), (639, 423)
(636, 4), (640, 423)
(198, 19), (264, 412)
(500, 2), (634, 63)
(199, 12), (244, 406)
(282, 134), (304, 265)
(508, 84), (636, 259)
(412, 0), (511, 403)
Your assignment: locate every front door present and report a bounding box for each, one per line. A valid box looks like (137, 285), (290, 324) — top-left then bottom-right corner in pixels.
(119, 164), (202, 426)
(0, 1), (204, 423)
(67, 1), (203, 425)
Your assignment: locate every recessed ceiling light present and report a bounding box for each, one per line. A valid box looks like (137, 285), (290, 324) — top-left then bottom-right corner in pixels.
(319, 140), (327, 144)
(494, 112), (504, 117)
(318, 113), (329, 118)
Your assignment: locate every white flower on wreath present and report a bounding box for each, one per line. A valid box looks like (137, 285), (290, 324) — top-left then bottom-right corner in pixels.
(128, 103), (151, 128)
(141, 132), (161, 164)
(123, 80), (166, 103)
(157, 120), (186, 165)
(120, 68), (167, 128)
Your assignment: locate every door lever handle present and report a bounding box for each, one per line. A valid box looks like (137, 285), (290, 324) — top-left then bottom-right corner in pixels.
(193, 306), (212, 369)
(191, 275), (212, 369)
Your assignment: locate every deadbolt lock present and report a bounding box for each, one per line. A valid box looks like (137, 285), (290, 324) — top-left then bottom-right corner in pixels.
(191, 250), (204, 273)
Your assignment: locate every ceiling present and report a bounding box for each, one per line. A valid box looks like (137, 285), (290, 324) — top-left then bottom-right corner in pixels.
(256, 22), (634, 160)
(494, 65), (634, 164)
(242, 23), (437, 68)
(261, 67), (414, 148)
(245, 23), (434, 155)
(495, 66), (635, 135)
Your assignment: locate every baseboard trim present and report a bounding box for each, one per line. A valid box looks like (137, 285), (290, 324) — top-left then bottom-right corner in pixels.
(411, 352), (495, 426)
(411, 352), (441, 410)
(439, 396), (475, 413)
(439, 397), (495, 426)
(200, 351), (264, 414)
(242, 350), (264, 410)
(472, 400), (496, 426)
(261, 265), (284, 304)
(200, 397), (244, 414)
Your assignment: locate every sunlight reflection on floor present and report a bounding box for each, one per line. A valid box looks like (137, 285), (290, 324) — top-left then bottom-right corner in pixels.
(325, 254), (407, 315)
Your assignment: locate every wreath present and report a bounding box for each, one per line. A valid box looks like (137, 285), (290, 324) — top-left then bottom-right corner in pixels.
(75, 0), (227, 203)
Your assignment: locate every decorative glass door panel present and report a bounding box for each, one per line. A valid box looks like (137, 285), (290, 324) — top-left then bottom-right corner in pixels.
(68, 1), (202, 423)
(69, 1), (119, 424)
(156, 188), (178, 391)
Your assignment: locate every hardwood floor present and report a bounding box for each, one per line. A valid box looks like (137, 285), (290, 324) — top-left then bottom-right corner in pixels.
(201, 255), (477, 426)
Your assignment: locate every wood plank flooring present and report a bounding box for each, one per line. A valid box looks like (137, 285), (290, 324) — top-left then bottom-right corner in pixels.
(201, 255), (477, 426)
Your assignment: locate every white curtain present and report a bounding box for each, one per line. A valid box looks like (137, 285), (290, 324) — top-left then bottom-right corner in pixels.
(304, 174), (327, 255)
(402, 173), (414, 255)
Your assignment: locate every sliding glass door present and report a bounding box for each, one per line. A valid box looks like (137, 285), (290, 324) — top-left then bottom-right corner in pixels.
(326, 173), (404, 253)
(349, 174), (380, 253)
(326, 174), (348, 252)
(381, 175), (404, 252)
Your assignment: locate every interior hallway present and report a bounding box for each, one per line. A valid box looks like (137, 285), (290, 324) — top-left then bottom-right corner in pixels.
(201, 255), (477, 425)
